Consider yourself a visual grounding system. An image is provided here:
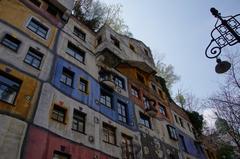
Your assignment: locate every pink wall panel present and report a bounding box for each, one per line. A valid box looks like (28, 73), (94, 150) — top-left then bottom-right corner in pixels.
(23, 125), (115, 159)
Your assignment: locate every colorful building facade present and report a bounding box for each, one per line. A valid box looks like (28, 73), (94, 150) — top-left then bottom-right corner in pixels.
(0, 0), (213, 159)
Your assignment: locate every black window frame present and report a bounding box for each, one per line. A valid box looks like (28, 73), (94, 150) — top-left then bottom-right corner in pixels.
(144, 48), (149, 56)
(73, 27), (86, 41)
(121, 134), (134, 159)
(139, 112), (151, 129)
(129, 44), (135, 52)
(159, 104), (167, 117)
(79, 77), (88, 93)
(66, 42), (85, 63)
(151, 84), (157, 92)
(131, 86), (140, 98)
(47, 3), (58, 16)
(97, 36), (102, 45)
(51, 104), (67, 123)
(100, 89), (112, 108)
(0, 71), (22, 105)
(27, 18), (49, 39)
(1, 34), (21, 52)
(114, 75), (125, 90)
(72, 109), (86, 134)
(60, 67), (74, 87)
(110, 35), (120, 48)
(158, 89), (163, 98)
(143, 96), (150, 109)
(137, 73), (145, 84)
(24, 47), (43, 69)
(103, 123), (116, 145)
(117, 100), (128, 124)
(53, 151), (71, 159)
(174, 114), (179, 124)
(29, 0), (41, 7)
(179, 117), (185, 128)
(187, 123), (193, 132)
(167, 125), (178, 140)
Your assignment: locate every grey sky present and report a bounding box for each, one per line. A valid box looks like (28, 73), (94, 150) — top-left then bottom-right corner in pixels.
(101, 0), (240, 99)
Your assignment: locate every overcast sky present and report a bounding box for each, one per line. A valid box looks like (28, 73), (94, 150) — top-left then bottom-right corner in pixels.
(101, 0), (240, 101)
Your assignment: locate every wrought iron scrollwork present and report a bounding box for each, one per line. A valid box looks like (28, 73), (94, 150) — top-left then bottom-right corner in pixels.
(205, 39), (222, 59)
(205, 11), (240, 59)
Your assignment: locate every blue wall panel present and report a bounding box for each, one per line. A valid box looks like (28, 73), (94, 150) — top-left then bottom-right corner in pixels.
(52, 57), (100, 111)
(177, 129), (207, 159)
(52, 57), (137, 130)
(99, 85), (137, 131)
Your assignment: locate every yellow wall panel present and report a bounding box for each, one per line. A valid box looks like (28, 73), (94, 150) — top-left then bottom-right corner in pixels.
(0, 64), (39, 120)
(0, 0), (57, 48)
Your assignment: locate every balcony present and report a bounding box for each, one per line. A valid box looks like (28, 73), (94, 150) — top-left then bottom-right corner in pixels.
(96, 48), (122, 68)
(99, 69), (116, 90)
(51, 0), (74, 12)
(145, 99), (158, 117)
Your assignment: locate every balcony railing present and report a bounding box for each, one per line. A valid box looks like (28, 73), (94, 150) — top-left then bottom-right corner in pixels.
(145, 99), (158, 117)
(99, 70), (116, 89)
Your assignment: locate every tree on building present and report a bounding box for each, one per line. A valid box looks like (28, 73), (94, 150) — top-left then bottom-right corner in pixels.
(175, 89), (203, 112)
(155, 59), (180, 90)
(73, 0), (132, 36)
(186, 110), (205, 137)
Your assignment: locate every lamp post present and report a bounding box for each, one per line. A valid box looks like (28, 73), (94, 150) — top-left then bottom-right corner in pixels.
(205, 8), (240, 73)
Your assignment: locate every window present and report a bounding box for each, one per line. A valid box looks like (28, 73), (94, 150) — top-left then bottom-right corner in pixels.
(1, 34), (21, 51)
(47, 3), (58, 16)
(114, 76), (125, 89)
(129, 44), (135, 52)
(29, 0), (41, 7)
(100, 90), (112, 108)
(137, 73), (145, 84)
(167, 125), (178, 140)
(151, 84), (157, 92)
(144, 48), (149, 56)
(0, 71), (21, 104)
(174, 114), (179, 124)
(110, 35), (120, 48)
(159, 104), (167, 117)
(97, 36), (102, 45)
(121, 134), (134, 159)
(179, 135), (188, 152)
(139, 112), (151, 129)
(187, 123), (193, 132)
(118, 101), (127, 123)
(52, 151), (70, 159)
(179, 117), (185, 128)
(73, 27), (86, 41)
(158, 89), (163, 98)
(24, 47), (43, 69)
(79, 78), (88, 93)
(60, 67), (74, 87)
(143, 96), (150, 109)
(131, 86), (139, 98)
(72, 109), (86, 133)
(103, 123), (116, 145)
(66, 42), (85, 63)
(51, 104), (66, 123)
(27, 18), (49, 39)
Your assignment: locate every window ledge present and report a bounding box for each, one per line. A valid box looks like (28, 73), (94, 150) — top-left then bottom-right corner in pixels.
(102, 140), (119, 147)
(51, 118), (67, 125)
(71, 128), (87, 135)
(59, 81), (73, 88)
(0, 43), (18, 52)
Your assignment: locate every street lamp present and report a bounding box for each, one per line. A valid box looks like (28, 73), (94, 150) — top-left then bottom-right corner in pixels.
(205, 8), (240, 73)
